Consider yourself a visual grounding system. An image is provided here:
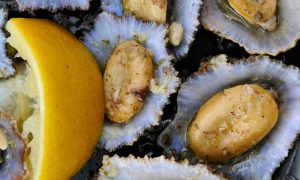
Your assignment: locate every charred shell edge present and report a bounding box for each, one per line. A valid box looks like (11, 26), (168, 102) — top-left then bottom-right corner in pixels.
(158, 55), (300, 179)
(201, 0), (300, 56)
(84, 12), (180, 151)
(0, 8), (15, 79)
(16, 0), (91, 11)
(99, 155), (224, 179)
(100, 0), (203, 59)
(0, 112), (28, 179)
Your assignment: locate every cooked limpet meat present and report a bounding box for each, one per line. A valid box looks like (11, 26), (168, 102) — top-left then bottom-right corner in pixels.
(103, 0), (167, 24)
(101, 0), (202, 59)
(158, 55), (300, 179)
(169, 0), (202, 58)
(188, 84), (279, 163)
(168, 22), (184, 47)
(98, 155), (222, 180)
(0, 113), (27, 179)
(228, 0), (277, 22)
(0, 128), (8, 150)
(202, 0), (300, 55)
(84, 12), (179, 151)
(123, 0), (167, 24)
(104, 40), (154, 123)
(16, 0), (91, 11)
(0, 9), (14, 79)
(225, 0), (278, 31)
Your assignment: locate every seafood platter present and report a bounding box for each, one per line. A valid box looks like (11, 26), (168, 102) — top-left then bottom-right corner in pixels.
(0, 0), (298, 179)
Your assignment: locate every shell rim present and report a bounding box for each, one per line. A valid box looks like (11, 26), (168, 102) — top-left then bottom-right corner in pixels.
(15, 0), (92, 11)
(100, 154), (226, 179)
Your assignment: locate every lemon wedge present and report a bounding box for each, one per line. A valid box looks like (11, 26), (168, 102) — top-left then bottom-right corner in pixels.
(4, 18), (104, 179)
